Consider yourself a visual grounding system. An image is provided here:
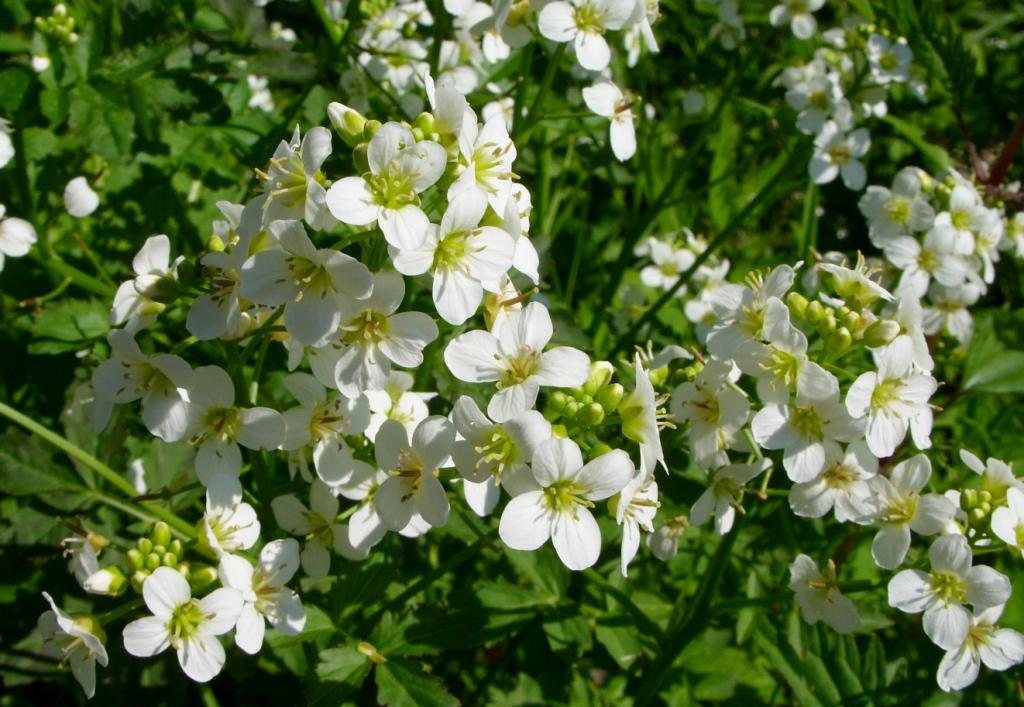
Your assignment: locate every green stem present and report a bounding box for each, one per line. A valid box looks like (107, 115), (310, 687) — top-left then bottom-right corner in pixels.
(29, 253), (117, 298)
(515, 43), (567, 140)
(309, 0), (342, 45)
(97, 598), (144, 626)
(0, 401), (194, 538)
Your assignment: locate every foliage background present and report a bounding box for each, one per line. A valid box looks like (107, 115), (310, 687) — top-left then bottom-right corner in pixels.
(1, 0), (1023, 704)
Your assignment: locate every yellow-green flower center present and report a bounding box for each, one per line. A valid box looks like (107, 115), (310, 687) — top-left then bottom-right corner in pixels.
(930, 570), (967, 604)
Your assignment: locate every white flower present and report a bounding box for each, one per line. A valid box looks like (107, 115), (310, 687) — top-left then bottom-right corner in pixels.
(711, 0), (746, 50)
(123, 567), (242, 683)
(444, 301), (590, 421)
(448, 113), (518, 214)
(374, 416), (454, 531)
(706, 265), (795, 360)
(640, 237), (695, 291)
(63, 176), (99, 218)
(959, 449), (1023, 500)
(769, 0), (825, 40)
(498, 438), (633, 570)
(279, 372), (371, 487)
(451, 395), (552, 494)
(616, 472), (659, 576)
(91, 330), (193, 441)
(200, 473), (261, 557)
(809, 121), (870, 190)
(671, 359), (749, 466)
(257, 126), (334, 229)
(364, 370), (434, 439)
(187, 365), (285, 482)
(646, 515), (688, 561)
(884, 224), (968, 298)
(869, 454), (955, 569)
(110, 234), (183, 331)
(858, 167), (935, 247)
(784, 63), (850, 136)
(538, 0), (638, 72)
(619, 354), (666, 476)
(735, 297), (838, 402)
(335, 464), (391, 557)
(583, 80), (636, 161)
(217, 540), (306, 654)
(752, 383), (863, 483)
(246, 74), (275, 112)
(326, 122), (446, 249)
(38, 592), (109, 698)
(888, 534), (1010, 650)
(789, 555), (860, 633)
(240, 219), (372, 346)
(271, 480), (345, 580)
(846, 345), (937, 458)
(992, 487), (1024, 557)
(934, 184), (985, 255)
(326, 271), (438, 397)
(789, 441), (879, 522)
(879, 295), (933, 373)
(391, 190), (515, 325)
(187, 200), (262, 341)
(936, 604), (1024, 692)
(690, 459), (772, 534)
(866, 34), (912, 84)
(0, 203), (36, 273)
(922, 282), (980, 344)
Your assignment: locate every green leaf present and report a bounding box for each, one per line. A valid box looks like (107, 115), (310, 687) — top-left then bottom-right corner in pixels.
(753, 628), (824, 707)
(68, 84), (136, 162)
(28, 299), (109, 355)
(595, 620), (642, 669)
(375, 658), (459, 707)
(963, 312), (1024, 394)
(708, 103), (740, 231)
(0, 428), (80, 496)
(315, 645), (372, 685)
(882, 115), (952, 174)
(542, 604), (593, 661)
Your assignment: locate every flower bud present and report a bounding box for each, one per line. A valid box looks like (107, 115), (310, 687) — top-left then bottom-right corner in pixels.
(551, 424), (568, 439)
(151, 521), (172, 548)
(162, 552), (178, 567)
(188, 564), (218, 591)
(547, 390), (569, 414)
(134, 273), (179, 304)
(328, 102), (369, 146)
(206, 233), (227, 252)
(352, 143), (369, 174)
(805, 300), (826, 324)
(83, 566), (127, 596)
(137, 537), (153, 555)
(969, 507), (987, 524)
(412, 112), (436, 137)
(786, 292), (809, 318)
(595, 382), (624, 412)
(169, 539), (183, 557)
(841, 310), (861, 331)
(362, 119), (382, 141)
(145, 552), (162, 571)
(126, 548), (144, 571)
(583, 361), (614, 395)
(131, 570), (149, 594)
(591, 443), (614, 457)
(581, 403), (605, 426)
(828, 327), (853, 352)
(863, 319), (901, 347)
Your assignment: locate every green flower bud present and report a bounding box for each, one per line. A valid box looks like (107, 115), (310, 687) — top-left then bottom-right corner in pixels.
(352, 143), (369, 173)
(137, 537), (153, 555)
(841, 310), (860, 331)
(328, 102), (369, 146)
(189, 564), (218, 591)
(362, 119), (382, 141)
(786, 292), (810, 318)
(145, 552), (162, 571)
(551, 424), (568, 439)
(151, 544), (166, 557)
(828, 327), (853, 352)
(169, 539), (183, 557)
(134, 274), (179, 304)
(581, 403), (605, 426)
(805, 300), (826, 324)
(412, 112), (436, 137)
(207, 233), (227, 252)
(584, 361), (614, 395)
(151, 520), (172, 548)
(83, 566), (127, 596)
(595, 383), (624, 412)
(127, 548), (144, 571)
(162, 553), (178, 567)
(969, 507), (987, 523)
(548, 391), (569, 413)
(131, 570), (150, 594)
(863, 319), (901, 347)
(962, 488), (978, 510)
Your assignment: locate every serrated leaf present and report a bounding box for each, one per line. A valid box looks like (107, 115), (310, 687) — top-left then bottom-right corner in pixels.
(375, 658), (459, 707)
(315, 645), (371, 686)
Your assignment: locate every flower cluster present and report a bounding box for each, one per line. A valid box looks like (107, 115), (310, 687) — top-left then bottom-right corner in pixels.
(860, 166), (1018, 345)
(776, 17), (923, 190)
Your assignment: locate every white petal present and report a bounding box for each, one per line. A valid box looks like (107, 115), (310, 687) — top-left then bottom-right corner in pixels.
(234, 603), (266, 655)
(577, 450), (633, 501)
(924, 603), (971, 651)
(325, 177), (379, 226)
(177, 634), (226, 683)
(142, 567), (190, 618)
(887, 568), (933, 612)
(499, 490), (552, 550)
(197, 587), (244, 635)
(123, 616), (170, 657)
(873, 523), (912, 569)
(551, 507), (602, 570)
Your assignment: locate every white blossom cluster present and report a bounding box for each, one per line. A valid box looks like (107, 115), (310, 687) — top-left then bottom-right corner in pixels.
(859, 166), (1019, 345)
(776, 16), (923, 191)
